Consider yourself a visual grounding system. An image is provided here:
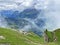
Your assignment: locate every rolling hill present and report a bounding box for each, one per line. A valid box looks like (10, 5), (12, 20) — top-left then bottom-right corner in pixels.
(0, 28), (44, 45)
(54, 29), (60, 44)
(44, 29), (60, 45)
(0, 27), (59, 45)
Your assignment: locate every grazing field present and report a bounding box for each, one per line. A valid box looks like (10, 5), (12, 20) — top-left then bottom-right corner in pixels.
(0, 28), (59, 45)
(0, 28), (44, 45)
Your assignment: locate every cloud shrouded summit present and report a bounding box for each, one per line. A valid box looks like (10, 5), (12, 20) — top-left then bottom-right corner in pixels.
(0, 0), (60, 31)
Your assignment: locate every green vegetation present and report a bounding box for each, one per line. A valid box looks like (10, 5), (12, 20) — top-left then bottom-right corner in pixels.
(44, 29), (53, 42)
(0, 28), (60, 45)
(54, 29), (60, 44)
(44, 29), (60, 45)
(0, 28), (44, 45)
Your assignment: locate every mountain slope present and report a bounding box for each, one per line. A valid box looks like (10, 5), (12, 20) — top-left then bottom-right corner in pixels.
(0, 8), (45, 36)
(54, 29), (60, 44)
(44, 29), (60, 45)
(0, 28), (59, 45)
(0, 28), (44, 45)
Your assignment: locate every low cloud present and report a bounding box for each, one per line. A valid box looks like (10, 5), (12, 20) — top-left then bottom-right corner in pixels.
(0, 0), (60, 31)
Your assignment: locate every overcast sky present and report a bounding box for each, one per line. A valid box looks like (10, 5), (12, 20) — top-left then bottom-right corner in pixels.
(0, 0), (49, 10)
(0, 0), (60, 31)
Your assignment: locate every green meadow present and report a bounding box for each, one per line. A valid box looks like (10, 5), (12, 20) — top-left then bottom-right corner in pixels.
(0, 28), (59, 45)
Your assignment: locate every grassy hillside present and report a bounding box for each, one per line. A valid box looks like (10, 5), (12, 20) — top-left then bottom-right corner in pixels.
(44, 29), (60, 45)
(0, 28), (59, 45)
(0, 28), (44, 45)
(54, 29), (60, 44)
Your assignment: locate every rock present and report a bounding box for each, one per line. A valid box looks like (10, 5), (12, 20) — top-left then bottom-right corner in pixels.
(0, 36), (5, 40)
(19, 30), (29, 35)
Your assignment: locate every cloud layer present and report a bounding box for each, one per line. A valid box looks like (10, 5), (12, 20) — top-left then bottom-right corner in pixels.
(0, 0), (49, 10)
(0, 0), (60, 31)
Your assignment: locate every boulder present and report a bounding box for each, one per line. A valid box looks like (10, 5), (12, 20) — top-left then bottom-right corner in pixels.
(0, 36), (5, 40)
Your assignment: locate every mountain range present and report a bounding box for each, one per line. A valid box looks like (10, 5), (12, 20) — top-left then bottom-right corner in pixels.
(0, 8), (46, 35)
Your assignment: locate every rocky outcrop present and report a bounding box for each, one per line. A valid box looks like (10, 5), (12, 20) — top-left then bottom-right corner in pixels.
(0, 36), (5, 40)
